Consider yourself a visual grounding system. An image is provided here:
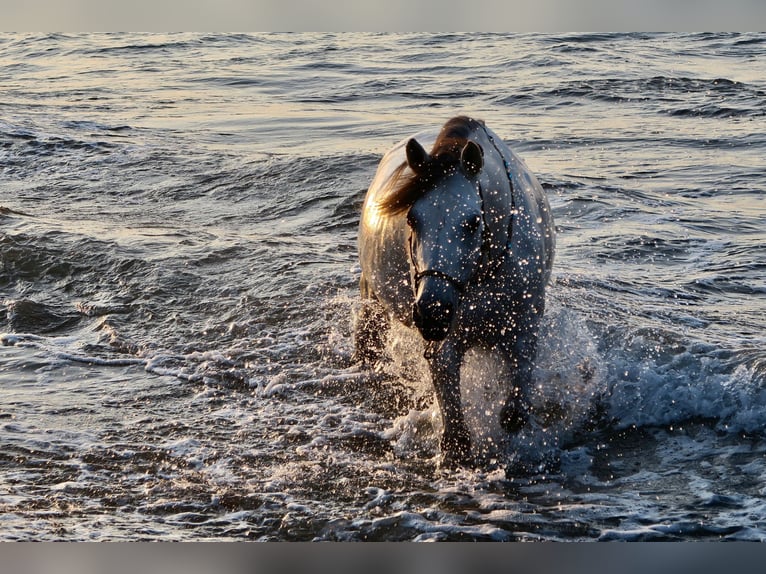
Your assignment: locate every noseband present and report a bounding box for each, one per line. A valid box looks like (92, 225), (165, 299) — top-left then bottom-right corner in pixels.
(412, 264), (468, 295)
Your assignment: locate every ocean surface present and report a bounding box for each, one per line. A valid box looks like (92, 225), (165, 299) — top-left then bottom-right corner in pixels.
(0, 32), (764, 541)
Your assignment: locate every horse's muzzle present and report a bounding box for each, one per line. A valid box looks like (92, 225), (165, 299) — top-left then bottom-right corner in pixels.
(412, 284), (457, 342)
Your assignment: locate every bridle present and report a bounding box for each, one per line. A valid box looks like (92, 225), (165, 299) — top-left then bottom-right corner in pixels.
(407, 124), (516, 298)
(409, 232), (469, 295)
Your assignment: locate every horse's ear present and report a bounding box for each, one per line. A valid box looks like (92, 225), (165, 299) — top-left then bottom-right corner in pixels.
(460, 141), (484, 177)
(406, 138), (430, 175)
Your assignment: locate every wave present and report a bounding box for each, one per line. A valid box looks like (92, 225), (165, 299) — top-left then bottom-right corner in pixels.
(493, 75), (765, 121)
(667, 105), (765, 119)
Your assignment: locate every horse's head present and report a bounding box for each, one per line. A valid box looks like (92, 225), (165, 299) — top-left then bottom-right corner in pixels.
(405, 137), (485, 341)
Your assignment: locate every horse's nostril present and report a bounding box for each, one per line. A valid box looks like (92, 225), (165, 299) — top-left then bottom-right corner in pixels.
(413, 296), (454, 329)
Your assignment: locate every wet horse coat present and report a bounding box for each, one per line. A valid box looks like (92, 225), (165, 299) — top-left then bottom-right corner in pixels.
(357, 117), (555, 465)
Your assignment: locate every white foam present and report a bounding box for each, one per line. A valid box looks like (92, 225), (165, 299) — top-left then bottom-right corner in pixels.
(461, 347), (514, 461)
(383, 406), (441, 459)
(605, 341), (766, 434)
(380, 302), (607, 467)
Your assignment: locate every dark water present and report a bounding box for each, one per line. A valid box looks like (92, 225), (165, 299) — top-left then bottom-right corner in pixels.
(1, 33), (765, 541)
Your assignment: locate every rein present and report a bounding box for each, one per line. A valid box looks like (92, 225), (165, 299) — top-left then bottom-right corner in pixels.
(480, 123), (517, 251)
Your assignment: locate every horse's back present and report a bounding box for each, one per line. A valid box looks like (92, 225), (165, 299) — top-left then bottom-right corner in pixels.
(487, 127), (555, 285)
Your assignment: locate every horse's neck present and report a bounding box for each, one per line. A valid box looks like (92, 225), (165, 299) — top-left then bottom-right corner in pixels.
(474, 126), (515, 269)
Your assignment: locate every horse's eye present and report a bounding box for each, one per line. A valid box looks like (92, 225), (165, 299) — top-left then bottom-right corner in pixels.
(462, 214), (481, 234)
(406, 210), (418, 229)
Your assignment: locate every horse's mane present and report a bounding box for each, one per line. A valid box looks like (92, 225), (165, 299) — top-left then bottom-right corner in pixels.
(377, 116), (484, 215)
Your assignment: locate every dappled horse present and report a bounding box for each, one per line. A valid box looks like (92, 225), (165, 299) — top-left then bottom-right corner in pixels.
(356, 116), (555, 466)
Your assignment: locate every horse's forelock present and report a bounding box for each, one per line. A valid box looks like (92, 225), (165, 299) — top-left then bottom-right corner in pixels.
(377, 116), (482, 216)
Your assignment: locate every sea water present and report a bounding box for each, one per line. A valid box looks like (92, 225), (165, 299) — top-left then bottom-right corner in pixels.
(1, 33), (764, 540)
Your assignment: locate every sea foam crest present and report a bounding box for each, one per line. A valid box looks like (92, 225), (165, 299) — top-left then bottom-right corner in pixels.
(605, 337), (766, 434)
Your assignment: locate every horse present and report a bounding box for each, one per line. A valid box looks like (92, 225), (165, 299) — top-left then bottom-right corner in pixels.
(356, 116), (555, 466)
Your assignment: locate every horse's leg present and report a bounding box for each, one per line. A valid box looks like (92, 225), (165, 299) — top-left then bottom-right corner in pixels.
(499, 355), (535, 433)
(499, 301), (544, 433)
(427, 339), (472, 466)
(353, 274), (389, 365)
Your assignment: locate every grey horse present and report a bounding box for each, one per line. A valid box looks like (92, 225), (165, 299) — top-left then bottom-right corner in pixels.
(356, 116), (555, 466)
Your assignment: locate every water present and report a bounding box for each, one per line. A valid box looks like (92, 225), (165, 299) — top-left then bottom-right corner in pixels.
(0, 32), (764, 541)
